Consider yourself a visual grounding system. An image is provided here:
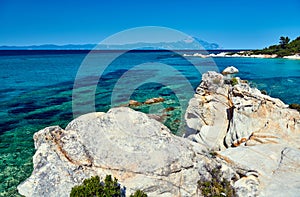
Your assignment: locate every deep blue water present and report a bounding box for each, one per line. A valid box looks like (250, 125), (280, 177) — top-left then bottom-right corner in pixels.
(0, 50), (300, 196)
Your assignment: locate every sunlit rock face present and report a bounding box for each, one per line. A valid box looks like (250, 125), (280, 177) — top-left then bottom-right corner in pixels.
(185, 71), (300, 196)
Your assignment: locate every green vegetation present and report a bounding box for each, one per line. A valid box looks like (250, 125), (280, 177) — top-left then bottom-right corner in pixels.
(279, 36), (290, 48)
(129, 190), (148, 197)
(289, 103), (300, 113)
(261, 90), (268, 95)
(197, 167), (235, 197)
(230, 78), (239, 86)
(70, 175), (148, 197)
(70, 175), (121, 197)
(209, 151), (218, 158)
(225, 52), (235, 56)
(252, 36), (300, 57)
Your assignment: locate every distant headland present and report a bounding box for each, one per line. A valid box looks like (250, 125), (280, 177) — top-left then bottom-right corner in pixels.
(251, 36), (300, 57)
(183, 36), (300, 59)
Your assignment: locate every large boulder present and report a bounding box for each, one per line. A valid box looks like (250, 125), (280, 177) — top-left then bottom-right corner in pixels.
(18, 107), (252, 197)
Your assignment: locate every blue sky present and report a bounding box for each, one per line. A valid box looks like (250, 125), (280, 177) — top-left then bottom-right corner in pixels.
(0, 0), (299, 49)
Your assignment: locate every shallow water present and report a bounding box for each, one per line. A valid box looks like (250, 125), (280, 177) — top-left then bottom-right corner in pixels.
(0, 50), (300, 196)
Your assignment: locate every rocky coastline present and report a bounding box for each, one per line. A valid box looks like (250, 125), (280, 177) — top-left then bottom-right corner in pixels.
(183, 52), (300, 59)
(18, 68), (300, 196)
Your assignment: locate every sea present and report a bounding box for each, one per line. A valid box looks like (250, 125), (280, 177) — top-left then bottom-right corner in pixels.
(1, 50), (300, 196)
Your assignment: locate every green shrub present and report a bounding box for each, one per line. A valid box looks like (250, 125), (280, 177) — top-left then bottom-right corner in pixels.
(225, 52), (235, 56)
(230, 78), (239, 86)
(197, 167), (235, 197)
(289, 103), (300, 112)
(252, 36), (300, 57)
(70, 175), (148, 197)
(70, 175), (121, 197)
(209, 151), (218, 158)
(130, 190), (148, 197)
(261, 90), (268, 95)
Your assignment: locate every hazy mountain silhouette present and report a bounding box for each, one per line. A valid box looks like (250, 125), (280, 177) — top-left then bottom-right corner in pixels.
(0, 38), (220, 50)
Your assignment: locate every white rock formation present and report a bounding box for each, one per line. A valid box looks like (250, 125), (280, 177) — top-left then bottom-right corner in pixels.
(18, 71), (300, 197)
(185, 71), (300, 196)
(18, 108), (254, 197)
(222, 66), (239, 75)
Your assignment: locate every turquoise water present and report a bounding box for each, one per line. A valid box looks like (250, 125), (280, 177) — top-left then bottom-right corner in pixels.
(1, 51), (300, 196)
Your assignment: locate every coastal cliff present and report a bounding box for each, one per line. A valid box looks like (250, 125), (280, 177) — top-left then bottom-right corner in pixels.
(185, 71), (300, 196)
(18, 70), (300, 197)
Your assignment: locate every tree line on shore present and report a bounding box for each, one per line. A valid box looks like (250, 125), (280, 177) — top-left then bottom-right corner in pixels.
(252, 36), (300, 57)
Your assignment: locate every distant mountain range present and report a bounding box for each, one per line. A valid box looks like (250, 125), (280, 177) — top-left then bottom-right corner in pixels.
(0, 38), (220, 50)
(0, 44), (96, 50)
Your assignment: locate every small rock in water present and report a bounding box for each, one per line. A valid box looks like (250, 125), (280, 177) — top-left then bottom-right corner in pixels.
(222, 66), (239, 75)
(163, 106), (175, 112)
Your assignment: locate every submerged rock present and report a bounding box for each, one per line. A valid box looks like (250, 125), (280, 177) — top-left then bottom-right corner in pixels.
(128, 97), (165, 106)
(144, 97), (165, 104)
(129, 99), (142, 107)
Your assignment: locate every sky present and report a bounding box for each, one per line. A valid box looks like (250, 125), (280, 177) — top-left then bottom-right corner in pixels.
(0, 0), (299, 49)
